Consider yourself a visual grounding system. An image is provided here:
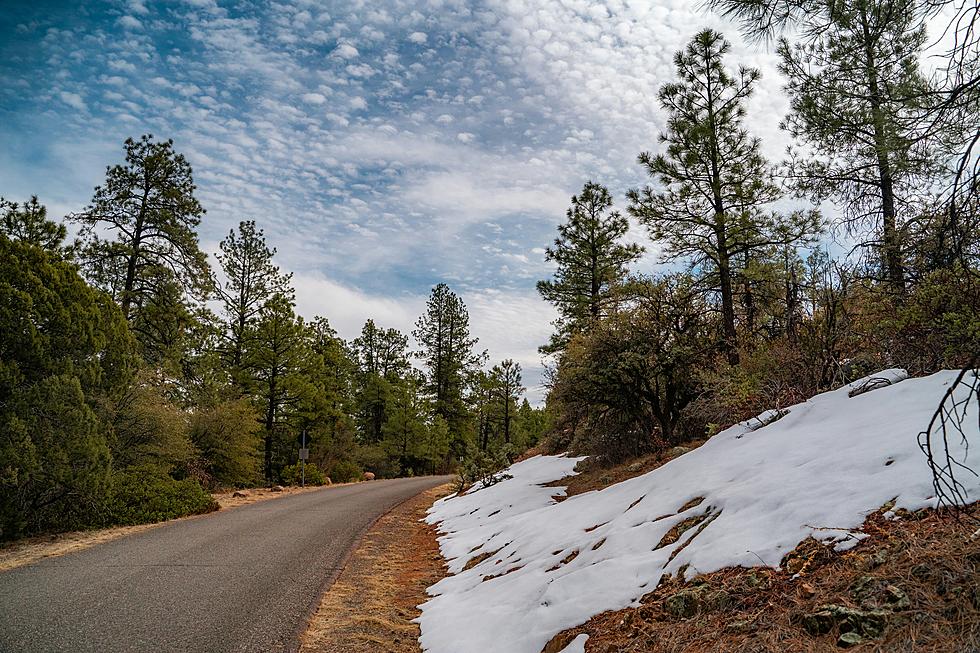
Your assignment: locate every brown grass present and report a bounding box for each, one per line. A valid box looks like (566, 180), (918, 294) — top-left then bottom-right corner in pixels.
(548, 438), (709, 499)
(544, 505), (980, 653)
(300, 484), (453, 653)
(0, 484), (339, 572)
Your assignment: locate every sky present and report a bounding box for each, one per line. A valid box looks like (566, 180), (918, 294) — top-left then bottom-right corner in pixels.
(0, 0), (799, 401)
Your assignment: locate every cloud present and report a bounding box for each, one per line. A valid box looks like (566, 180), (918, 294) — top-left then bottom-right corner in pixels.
(58, 91), (87, 111)
(116, 15), (143, 30)
(300, 92), (327, 104)
(331, 42), (359, 59)
(408, 31), (428, 44)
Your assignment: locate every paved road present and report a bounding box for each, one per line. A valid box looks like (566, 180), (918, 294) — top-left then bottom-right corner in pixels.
(0, 476), (451, 653)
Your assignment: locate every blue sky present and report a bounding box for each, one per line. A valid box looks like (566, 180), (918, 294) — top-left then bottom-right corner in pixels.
(0, 0), (799, 400)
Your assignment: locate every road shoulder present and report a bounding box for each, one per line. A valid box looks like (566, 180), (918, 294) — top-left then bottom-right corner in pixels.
(300, 484), (452, 653)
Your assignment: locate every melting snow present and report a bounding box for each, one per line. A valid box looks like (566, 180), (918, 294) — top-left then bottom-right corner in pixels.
(418, 369), (980, 653)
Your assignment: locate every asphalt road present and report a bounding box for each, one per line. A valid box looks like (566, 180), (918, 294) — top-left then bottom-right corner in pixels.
(0, 476), (451, 653)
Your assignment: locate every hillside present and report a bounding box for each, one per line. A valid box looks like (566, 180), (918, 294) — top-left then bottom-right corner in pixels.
(418, 370), (980, 653)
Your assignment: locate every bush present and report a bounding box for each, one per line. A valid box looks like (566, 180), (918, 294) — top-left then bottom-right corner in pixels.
(458, 447), (513, 491)
(328, 459), (362, 483)
(107, 468), (217, 526)
(281, 462), (327, 486)
(188, 399), (261, 489)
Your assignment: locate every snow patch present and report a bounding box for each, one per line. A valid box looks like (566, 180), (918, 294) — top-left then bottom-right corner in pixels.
(419, 370), (980, 653)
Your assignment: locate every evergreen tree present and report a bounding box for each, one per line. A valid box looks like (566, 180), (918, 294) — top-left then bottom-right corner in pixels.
(352, 320), (411, 443)
(413, 283), (483, 457)
(215, 220), (293, 370)
(0, 236), (136, 538)
(490, 359), (524, 446)
(72, 135), (212, 320)
(627, 29), (817, 364)
(1, 196), (67, 253)
(778, 0), (936, 294)
(246, 293), (312, 482)
(537, 181), (643, 354)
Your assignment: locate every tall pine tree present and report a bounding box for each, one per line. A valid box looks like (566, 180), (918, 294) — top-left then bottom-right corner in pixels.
(627, 29), (817, 364)
(537, 181), (643, 354)
(72, 135), (211, 320)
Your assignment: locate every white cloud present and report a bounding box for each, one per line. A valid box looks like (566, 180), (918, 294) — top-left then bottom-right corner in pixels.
(116, 15), (143, 30)
(456, 132), (475, 143)
(58, 91), (87, 111)
(408, 31), (428, 44)
(331, 42), (359, 59)
(300, 92), (327, 104)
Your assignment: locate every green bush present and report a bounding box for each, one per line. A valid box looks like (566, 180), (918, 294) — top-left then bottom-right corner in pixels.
(328, 459), (362, 483)
(108, 469), (218, 526)
(281, 462), (327, 486)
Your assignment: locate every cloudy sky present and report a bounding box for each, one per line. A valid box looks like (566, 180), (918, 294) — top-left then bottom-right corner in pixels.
(0, 0), (798, 400)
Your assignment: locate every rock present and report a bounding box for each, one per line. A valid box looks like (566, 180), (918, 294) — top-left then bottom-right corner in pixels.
(363, 471), (376, 481)
(232, 490), (249, 498)
(802, 609), (837, 636)
(838, 632), (865, 648)
(664, 589), (702, 619)
(667, 446), (691, 458)
(324, 477), (332, 485)
(270, 485), (284, 492)
(627, 462), (644, 473)
(883, 585), (910, 610)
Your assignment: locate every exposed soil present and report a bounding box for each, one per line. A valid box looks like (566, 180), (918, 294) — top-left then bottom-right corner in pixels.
(544, 505), (980, 653)
(0, 483), (339, 572)
(301, 484), (453, 653)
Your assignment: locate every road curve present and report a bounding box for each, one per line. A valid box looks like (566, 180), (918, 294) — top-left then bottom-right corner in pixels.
(0, 475), (452, 653)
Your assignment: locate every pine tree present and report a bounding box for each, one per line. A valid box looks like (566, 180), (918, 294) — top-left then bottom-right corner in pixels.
(490, 359), (524, 446)
(352, 320), (411, 443)
(246, 293), (312, 482)
(1, 196), (67, 254)
(215, 220), (293, 370)
(537, 181), (643, 354)
(775, 0), (936, 294)
(413, 283), (483, 456)
(627, 29), (818, 364)
(72, 135), (212, 320)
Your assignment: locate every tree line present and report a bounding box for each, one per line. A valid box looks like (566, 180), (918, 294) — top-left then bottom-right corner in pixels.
(0, 137), (546, 540)
(537, 0), (980, 464)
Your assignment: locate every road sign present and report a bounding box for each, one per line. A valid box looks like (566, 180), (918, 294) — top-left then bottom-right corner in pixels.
(299, 448), (309, 460)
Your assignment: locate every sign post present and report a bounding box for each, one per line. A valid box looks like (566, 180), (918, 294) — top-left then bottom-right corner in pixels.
(299, 429), (307, 488)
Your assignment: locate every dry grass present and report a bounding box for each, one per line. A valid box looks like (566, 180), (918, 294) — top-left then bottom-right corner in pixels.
(301, 484), (453, 653)
(544, 505), (980, 653)
(0, 483), (338, 572)
(548, 438), (709, 499)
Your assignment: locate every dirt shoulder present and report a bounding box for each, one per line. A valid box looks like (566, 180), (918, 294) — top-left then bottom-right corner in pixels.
(0, 483), (338, 573)
(301, 484), (452, 653)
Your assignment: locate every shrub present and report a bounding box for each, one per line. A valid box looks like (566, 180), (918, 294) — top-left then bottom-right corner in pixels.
(188, 399), (261, 489)
(107, 468), (217, 526)
(281, 462), (327, 486)
(328, 459), (362, 483)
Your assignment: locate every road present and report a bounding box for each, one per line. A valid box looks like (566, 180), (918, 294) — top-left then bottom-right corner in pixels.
(0, 476), (451, 653)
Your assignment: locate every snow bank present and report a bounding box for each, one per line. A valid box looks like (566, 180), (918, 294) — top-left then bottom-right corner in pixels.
(419, 370), (980, 653)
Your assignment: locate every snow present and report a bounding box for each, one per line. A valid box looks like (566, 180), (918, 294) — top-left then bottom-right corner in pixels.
(418, 370), (980, 653)
(557, 634), (589, 653)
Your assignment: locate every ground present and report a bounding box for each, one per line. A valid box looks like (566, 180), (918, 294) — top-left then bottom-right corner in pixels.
(543, 505), (980, 653)
(0, 484), (331, 572)
(301, 484), (452, 653)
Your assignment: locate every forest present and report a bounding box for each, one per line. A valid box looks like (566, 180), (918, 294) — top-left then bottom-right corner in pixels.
(2, 0), (979, 541)
(0, 140), (545, 539)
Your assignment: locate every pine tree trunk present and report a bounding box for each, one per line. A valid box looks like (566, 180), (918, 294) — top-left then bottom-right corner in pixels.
(860, 7), (905, 296)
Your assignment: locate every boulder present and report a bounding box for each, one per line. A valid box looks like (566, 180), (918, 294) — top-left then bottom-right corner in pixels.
(232, 490), (249, 498)
(363, 472), (376, 481)
(667, 446), (691, 458)
(270, 485), (284, 492)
